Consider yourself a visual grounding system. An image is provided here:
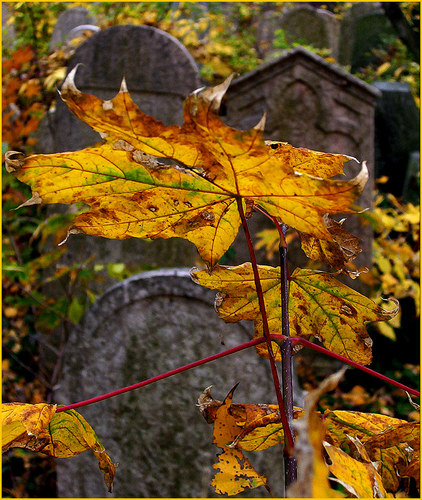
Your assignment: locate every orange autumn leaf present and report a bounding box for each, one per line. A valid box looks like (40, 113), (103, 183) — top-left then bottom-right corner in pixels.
(2, 403), (116, 492)
(192, 264), (398, 364)
(198, 385), (304, 453)
(2, 45), (35, 72)
(18, 79), (42, 100)
(6, 71), (368, 268)
(198, 385), (280, 428)
(198, 385), (268, 495)
(4, 78), (22, 101)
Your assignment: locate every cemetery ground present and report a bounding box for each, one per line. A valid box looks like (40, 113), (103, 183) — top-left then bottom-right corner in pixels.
(2, 2), (420, 498)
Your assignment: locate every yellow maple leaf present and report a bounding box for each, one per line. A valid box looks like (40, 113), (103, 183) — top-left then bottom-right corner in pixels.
(325, 410), (418, 493)
(192, 264), (398, 364)
(2, 402), (56, 453)
(6, 72), (367, 268)
(2, 403), (116, 492)
(324, 441), (387, 497)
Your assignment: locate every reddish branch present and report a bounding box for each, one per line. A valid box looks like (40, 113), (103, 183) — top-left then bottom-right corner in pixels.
(56, 336), (272, 412)
(290, 336), (421, 397)
(56, 334), (419, 413)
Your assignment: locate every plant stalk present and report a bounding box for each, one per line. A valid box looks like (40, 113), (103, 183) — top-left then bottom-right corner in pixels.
(279, 223), (297, 487)
(236, 198), (294, 451)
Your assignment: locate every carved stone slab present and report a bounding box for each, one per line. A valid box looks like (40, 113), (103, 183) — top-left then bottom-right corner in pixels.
(55, 269), (286, 498)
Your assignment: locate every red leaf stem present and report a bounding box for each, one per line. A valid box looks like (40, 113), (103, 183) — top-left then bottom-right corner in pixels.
(255, 205), (286, 247)
(289, 336), (420, 397)
(56, 336), (281, 413)
(56, 334), (419, 414)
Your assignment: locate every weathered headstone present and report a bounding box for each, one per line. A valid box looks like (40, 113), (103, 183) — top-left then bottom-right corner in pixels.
(338, 3), (395, 71)
(55, 268), (292, 497)
(49, 24), (201, 153)
(36, 25), (202, 281)
(256, 5), (340, 61)
(281, 5), (340, 59)
(222, 47), (380, 276)
(49, 7), (96, 52)
(373, 81), (420, 197)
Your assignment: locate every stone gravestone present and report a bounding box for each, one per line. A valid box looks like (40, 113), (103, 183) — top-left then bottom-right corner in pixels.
(55, 269), (287, 498)
(37, 25), (202, 281)
(51, 24), (201, 153)
(338, 3), (395, 71)
(222, 47), (380, 278)
(403, 151), (420, 203)
(372, 81), (420, 198)
(256, 5), (340, 61)
(49, 7), (96, 52)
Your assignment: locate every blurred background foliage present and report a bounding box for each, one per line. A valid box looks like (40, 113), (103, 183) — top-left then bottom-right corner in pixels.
(2, 2), (420, 497)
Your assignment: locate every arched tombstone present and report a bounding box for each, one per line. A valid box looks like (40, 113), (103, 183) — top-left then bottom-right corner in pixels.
(36, 25), (203, 281)
(55, 268), (290, 497)
(49, 7), (96, 51)
(51, 24), (201, 153)
(256, 5), (340, 61)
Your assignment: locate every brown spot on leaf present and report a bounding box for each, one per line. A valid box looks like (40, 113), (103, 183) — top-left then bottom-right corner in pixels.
(113, 139), (134, 152)
(340, 304), (356, 317)
(297, 304), (307, 314)
(201, 210), (215, 222)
